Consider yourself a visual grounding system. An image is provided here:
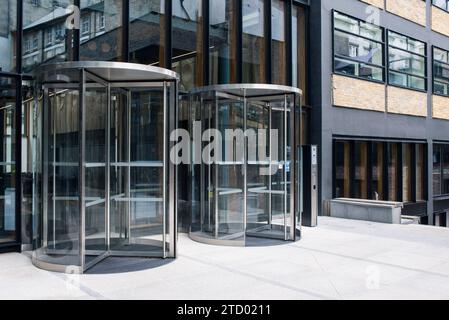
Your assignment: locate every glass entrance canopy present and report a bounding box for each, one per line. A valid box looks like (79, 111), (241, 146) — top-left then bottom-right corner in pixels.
(183, 84), (302, 246)
(31, 62), (178, 273)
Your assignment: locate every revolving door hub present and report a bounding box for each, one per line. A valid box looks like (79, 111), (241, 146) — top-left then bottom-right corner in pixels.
(184, 84), (302, 246)
(32, 62), (178, 273)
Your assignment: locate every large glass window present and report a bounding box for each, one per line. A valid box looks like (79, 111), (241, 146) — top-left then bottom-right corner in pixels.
(416, 144), (425, 201)
(0, 0), (17, 73)
(353, 141), (368, 199)
(242, 0), (265, 83)
(210, 0), (238, 84)
(272, 0), (286, 85)
(333, 11), (384, 82)
(433, 144), (449, 196)
(129, 0), (164, 65)
(335, 141), (350, 198)
(0, 76), (16, 244)
(433, 145), (442, 196)
(402, 143), (413, 202)
(388, 31), (427, 91)
(23, 0), (74, 73)
(388, 143), (398, 201)
(292, 5), (308, 105)
(80, 0), (123, 61)
(372, 142), (384, 200)
(433, 47), (449, 96)
(433, 0), (449, 12)
(172, 0), (203, 91)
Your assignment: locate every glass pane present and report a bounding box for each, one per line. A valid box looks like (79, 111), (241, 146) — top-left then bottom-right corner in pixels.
(416, 144), (425, 201)
(242, 0), (265, 83)
(335, 57), (384, 81)
(389, 48), (426, 77)
(388, 143), (398, 201)
(433, 145), (442, 196)
(402, 144), (412, 202)
(335, 141), (350, 198)
(84, 80), (107, 262)
(443, 145), (449, 194)
(0, 77), (16, 244)
(354, 141), (368, 199)
(272, 0), (286, 85)
(292, 5), (308, 105)
(23, 0), (75, 73)
(172, 0), (203, 91)
(80, 0), (123, 61)
(372, 142), (384, 200)
(0, 0), (17, 72)
(334, 31), (383, 67)
(210, 0), (238, 84)
(129, 0), (164, 65)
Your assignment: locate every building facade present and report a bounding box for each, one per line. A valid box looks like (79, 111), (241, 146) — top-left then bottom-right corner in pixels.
(2, 0), (449, 254)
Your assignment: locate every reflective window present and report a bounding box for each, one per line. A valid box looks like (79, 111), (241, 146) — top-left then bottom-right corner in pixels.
(434, 145), (442, 196)
(333, 11), (384, 82)
(416, 144), (425, 201)
(242, 0), (265, 83)
(353, 141), (368, 199)
(388, 143), (398, 201)
(372, 142), (384, 200)
(434, 144), (449, 196)
(402, 143), (413, 202)
(80, 0), (123, 61)
(388, 31), (427, 91)
(172, 0), (203, 91)
(129, 0), (164, 65)
(433, 0), (449, 12)
(292, 5), (308, 105)
(0, 0), (17, 73)
(0, 76), (16, 244)
(272, 0), (286, 85)
(433, 47), (449, 96)
(335, 141), (350, 198)
(210, 0), (238, 84)
(23, 0), (74, 73)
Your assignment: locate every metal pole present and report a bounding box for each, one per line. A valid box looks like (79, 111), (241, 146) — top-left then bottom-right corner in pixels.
(79, 69), (86, 271)
(243, 89), (247, 243)
(284, 94), (288, 241)
(162, 82), (167, 257)
(106, 84), (111, 250)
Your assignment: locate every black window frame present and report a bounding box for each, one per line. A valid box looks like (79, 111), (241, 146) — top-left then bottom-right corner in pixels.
(432, 46), (449, 97)
(387, 30), (428, 92)
(332, 10), (386, 84)
(433, 0), (449, 12)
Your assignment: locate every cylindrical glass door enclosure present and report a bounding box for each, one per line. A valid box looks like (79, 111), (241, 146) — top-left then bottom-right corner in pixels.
(182, 84), (302, 246)
(32, 62), (178, 273)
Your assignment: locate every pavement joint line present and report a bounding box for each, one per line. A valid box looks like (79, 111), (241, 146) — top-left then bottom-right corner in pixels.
(178, 253), (335, 300)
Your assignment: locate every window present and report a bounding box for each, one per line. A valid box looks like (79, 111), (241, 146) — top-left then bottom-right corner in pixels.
(388, 31), (427, 91)
(30, 0), (41, 6)
(99, 13), (105, 31)
(433, 47), (449, 96)
(433, 0), (449, 12)
(292, 5), (308, 105)
(334, 140), (426, 202)
(45, 29), (53, 46)
(81, 17), (90, 36)
(0, 0), (17, 72)
(210, 0), (238, 84)
(272, 0), (286, 85)
(433, 144), (449, 196)
(333, 11), (385, 82)
(242, 0), (265, 83)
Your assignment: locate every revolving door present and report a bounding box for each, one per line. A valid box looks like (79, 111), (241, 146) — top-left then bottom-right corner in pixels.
(32, 62), (178, 273)
(184, 84), (302, 246)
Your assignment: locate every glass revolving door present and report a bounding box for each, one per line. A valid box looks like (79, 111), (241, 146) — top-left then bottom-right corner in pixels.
(32, 62), (178, 273)
(186, 84), (302, 246)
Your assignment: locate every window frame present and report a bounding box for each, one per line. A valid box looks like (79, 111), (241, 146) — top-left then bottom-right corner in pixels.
(332, 10), (386, 84)
(387, 30), (428, 92)
(433, 0), (449, 12)
(432, 46), (449, 97)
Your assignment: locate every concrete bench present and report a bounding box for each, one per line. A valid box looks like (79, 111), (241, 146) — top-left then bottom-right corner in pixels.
(330, 198), (403, 224)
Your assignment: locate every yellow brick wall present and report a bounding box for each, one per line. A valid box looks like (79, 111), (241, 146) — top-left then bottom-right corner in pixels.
(387, 86), (427, 117)
(386, 0), (427, 26)
(360, 0), (385, 9)
(432, 6), (449, 38)
(432, 95), (449, 120)
(332, 75), (386, 112)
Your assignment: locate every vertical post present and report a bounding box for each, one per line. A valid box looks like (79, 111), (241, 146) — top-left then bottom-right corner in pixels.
(162, 82), (167, 257)
(289, 94), (295, 240)
(268, 102), (272, 228)
(126, 91), (131, 243)
(243, 89), (247, 243)
(284, 94), (288, 240)
(79, 69), (86, 271)
(105, 84), (111, 250)
(214, 93), (219, 239)
(42, 88), (49, 248)
(52, 85), (56, 249)
(168, 81), (177, 257)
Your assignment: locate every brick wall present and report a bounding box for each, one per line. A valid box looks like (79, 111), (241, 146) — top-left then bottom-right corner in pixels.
(386, 0), (426, 26)
(360, 0), (385, 9)
(387, 86), (427, 117)
(432, 6), (449, 37)
(433, 95), (449, 120)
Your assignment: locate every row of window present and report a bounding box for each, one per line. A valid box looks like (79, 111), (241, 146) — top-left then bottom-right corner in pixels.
(0, 0), (308, 105)
(432, 144), (449, 196)
(334, 140), (426, 203)
(333, 11), (449, 96)
(434, 0), (449, 12)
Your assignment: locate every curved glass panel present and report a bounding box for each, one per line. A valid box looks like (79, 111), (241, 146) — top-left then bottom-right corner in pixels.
(187, 85), (302, 246)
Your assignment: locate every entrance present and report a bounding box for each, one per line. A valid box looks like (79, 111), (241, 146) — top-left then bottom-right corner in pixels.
(32, 62), (178, 273)
(185, 84), (302, 246)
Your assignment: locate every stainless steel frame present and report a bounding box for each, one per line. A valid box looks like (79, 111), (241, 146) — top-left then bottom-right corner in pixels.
(31, 62), (179, 274)
(186, 84), (302, 247)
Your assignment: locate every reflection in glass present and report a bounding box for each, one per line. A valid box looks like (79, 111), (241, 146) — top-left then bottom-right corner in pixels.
(0, 77), (16, 244)
(402, 144), (412, 202)
(80, 0), (123, 61)
(354, 141), (367, 199)
(416, 144), (425, 201)
(272, 0), (286, 85)
(372, 142), (384, 200)
(335, 141), (350, 198)
(23, 0), (74, 73)
(0, 0), (17, 72)
(210, 0), (238, 84)
(129, 0), (164, 65)
(292, 5), (308, 105)
(433, 145), (442, 196)
(172, 0), (203, 91)
(242, 0), (265, 83)
(388, 143), (398, 201)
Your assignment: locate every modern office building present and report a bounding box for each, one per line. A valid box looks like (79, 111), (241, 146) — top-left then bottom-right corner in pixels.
(1, 0), (449, 262)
